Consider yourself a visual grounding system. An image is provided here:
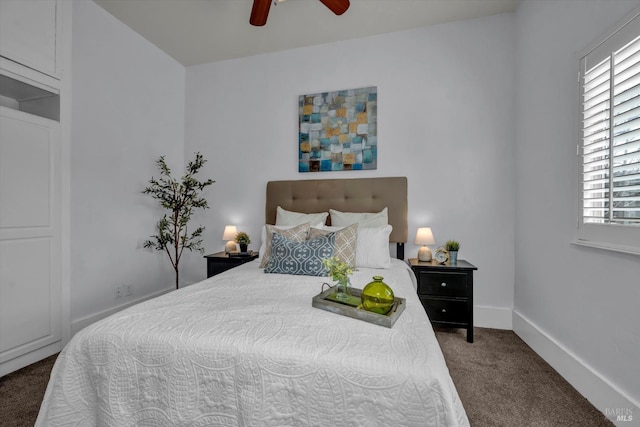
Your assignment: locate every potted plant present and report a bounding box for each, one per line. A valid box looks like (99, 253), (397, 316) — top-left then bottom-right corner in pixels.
(142, 152), (215, 289)
(445, 240), (460, 265)
(235, 231), (251, 253)
(322, 256), (353, 301)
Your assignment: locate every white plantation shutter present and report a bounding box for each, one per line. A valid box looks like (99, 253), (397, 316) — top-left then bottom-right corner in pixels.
(582, 57), (612, 224)
(612, 37), (640, 224)
(577, 9), (640, 254)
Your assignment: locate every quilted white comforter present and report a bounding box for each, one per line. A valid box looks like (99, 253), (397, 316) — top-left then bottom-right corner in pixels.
(36, 259), (469, 426)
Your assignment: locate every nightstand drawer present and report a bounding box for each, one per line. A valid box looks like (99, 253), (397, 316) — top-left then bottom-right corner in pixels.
(417, 271), (467, 297)
(421, 299), (468, 324)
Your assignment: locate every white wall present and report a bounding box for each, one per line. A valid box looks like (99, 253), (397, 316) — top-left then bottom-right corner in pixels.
(184, 13), (516, 328)
(514, 0), (640, 417)
(70, 0), (186, 328)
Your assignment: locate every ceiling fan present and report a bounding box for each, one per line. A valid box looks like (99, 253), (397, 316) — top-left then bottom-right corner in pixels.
(250, 0), (350, 26)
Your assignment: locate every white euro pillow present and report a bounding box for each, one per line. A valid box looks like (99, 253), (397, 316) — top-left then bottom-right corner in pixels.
(330, 207), (388, 228)
(276, 206), (329, 226)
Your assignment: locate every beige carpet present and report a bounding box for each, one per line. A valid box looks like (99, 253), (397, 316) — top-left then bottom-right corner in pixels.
(0, 328), (614, 426)
(0, 354), (57, 427)
(434, 327), (614, 426)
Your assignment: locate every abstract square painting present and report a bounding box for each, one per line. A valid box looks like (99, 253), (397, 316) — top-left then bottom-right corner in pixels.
(298, 86), (377, 172)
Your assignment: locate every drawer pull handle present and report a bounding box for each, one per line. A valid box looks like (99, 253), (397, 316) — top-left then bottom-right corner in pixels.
(441, 282), (447, 287)
(441, 309), (447, 313)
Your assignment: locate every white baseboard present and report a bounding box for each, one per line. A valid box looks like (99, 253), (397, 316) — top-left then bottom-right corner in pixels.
(474, 305), (513, 330)
(0, 342), (60, 377)
(71, 288), (172, 337)
(513, 310), (639, 427)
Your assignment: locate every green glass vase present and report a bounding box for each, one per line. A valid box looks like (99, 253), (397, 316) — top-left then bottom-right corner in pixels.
(361, 276), (394, 315)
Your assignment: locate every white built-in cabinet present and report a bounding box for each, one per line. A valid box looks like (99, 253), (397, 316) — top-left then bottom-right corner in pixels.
(0, 0), (70, 376)
(0, 0), (59, 79)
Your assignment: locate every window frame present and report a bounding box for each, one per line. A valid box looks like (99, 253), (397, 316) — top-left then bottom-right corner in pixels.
(574, 6), (640, 256)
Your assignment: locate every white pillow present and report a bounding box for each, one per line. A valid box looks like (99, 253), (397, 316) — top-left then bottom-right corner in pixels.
(355, 224), (392, 269)
(276, 206), (329, 226)
(330, 207), (388, 228)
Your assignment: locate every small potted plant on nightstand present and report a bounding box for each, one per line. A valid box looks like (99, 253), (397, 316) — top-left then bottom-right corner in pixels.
(235, 232), (251, 253)
(445, 240), (460, 265)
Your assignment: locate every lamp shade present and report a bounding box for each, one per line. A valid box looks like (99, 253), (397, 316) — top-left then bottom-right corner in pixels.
(415, 227), (435, 245)
(223, 225), (238, 253)
(415, 227), (435, 261)
(222, 225), (238, 241)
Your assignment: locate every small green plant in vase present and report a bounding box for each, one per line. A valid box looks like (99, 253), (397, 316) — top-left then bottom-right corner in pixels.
(322, 256), (353, 301)
(445, 240), (460, 264)
(235, 232), (251, 253)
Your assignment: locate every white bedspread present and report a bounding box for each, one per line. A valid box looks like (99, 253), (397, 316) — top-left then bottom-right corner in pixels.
(36, 259), (469, 426)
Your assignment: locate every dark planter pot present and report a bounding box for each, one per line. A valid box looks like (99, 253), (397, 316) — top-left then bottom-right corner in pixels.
(239, 243), (248, 253)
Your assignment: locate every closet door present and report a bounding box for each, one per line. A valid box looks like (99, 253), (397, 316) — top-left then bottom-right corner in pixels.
(0, 106), (61, 375)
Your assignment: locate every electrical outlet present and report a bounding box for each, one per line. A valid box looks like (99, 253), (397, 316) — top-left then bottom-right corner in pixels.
(125, 284), (132, 297)
(115, 285), (122, 299)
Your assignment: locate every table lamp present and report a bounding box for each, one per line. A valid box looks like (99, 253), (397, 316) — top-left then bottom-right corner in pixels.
(415, 227), (435, 261)
(222, 225), (238, 253)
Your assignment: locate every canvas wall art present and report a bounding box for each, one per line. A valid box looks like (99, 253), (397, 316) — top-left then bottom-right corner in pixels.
(298, 86), (377, 172)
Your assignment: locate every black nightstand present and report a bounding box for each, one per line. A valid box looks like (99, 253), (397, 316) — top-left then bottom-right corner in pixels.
(204, 251), (259, 278)
(409, 258), (478, 343)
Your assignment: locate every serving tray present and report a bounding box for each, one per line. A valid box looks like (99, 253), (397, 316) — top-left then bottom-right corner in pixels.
(312, 286), (405, 328)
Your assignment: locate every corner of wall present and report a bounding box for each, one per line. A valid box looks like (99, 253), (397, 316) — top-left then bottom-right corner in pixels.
(513, 310), (639, 426)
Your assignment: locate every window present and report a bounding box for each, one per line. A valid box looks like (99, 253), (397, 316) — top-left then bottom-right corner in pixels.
(576, 8), (640, 255)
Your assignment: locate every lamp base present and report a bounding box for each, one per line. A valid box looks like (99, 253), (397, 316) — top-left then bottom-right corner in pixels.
(418, 246), (432, 262)
(225, 241), (238, 254)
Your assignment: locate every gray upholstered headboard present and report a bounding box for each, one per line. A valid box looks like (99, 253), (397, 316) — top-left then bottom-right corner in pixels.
(265, 177), (408, 258)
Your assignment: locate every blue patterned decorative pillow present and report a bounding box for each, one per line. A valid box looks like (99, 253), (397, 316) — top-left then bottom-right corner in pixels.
(265, 232), (334, 276)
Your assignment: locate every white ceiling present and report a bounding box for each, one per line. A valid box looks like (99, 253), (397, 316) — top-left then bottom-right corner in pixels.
(93, 0), (518, 66)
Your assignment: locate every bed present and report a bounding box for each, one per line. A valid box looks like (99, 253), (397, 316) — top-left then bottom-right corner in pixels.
(36, 177), (469, 426)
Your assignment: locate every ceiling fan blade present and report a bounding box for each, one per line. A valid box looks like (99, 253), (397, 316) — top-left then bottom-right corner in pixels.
(318, 0), (350, 16)
(250, 0), (272, 26)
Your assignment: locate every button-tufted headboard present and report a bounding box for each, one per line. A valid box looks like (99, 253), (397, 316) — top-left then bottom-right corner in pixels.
(265, 177), (408, 244)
